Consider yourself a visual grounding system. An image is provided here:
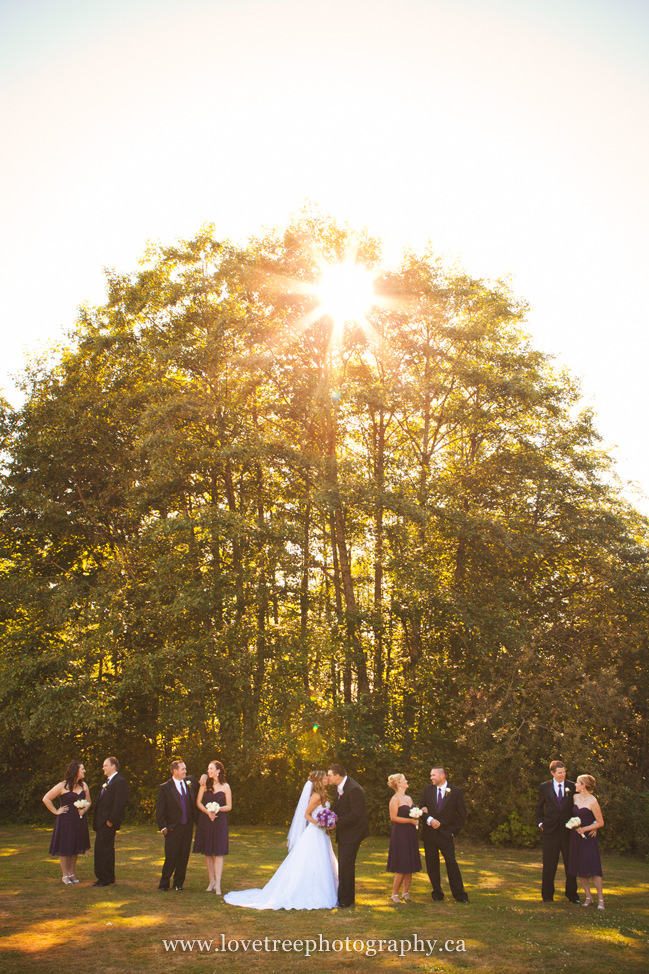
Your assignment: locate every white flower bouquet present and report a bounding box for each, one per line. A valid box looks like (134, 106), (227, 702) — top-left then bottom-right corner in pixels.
(205, 802), (220, 813)
(74, 799), (90, 809)
(566, 815), (586, 838)
(409, 806), (424, 826)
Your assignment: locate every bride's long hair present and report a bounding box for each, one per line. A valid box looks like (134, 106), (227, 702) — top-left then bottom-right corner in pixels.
(309, 770), (329, 804)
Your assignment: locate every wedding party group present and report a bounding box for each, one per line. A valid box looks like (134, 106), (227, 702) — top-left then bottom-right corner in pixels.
(42, 756), (605, 909)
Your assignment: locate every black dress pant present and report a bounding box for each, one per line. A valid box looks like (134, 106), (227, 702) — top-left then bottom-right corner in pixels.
(541, 826), (578, 900)
(422, 830), (467, 901)
(160, 822), (193, 889)
(337, 838), (362, 906)
(94, 824), (117, 883)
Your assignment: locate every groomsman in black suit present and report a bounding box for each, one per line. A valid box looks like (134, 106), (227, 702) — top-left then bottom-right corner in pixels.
(327, 763), (370, 908)
(535, 760), (580, 903)
(156, 760), (200, 891)
(92, 756), (129, 886)
(418, 766), (469, 903)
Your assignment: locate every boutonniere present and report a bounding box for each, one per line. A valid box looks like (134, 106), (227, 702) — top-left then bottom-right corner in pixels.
(565, 787), (571, 793)
(102, 782), (108, 789)
(445, 788), (451, 795)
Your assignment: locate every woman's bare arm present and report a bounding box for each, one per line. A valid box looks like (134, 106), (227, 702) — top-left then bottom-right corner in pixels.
(42, 781), (67, 815)
(304, 793), (322, 825)
(578, 799), (604, 835)
(389, 794), (417, 825)
(219, 783), (232, 813)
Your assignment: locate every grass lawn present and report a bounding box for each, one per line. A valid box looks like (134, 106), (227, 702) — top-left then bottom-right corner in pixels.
(0, 824), (647, 973)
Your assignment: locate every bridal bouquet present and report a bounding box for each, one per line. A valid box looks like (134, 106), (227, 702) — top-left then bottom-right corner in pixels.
(205, 802), (220, 813)
(409, 806), (424, 826)
(74, 799), (90, 810)
(315, 808), (337, 832)
(566, 816), (586, 838)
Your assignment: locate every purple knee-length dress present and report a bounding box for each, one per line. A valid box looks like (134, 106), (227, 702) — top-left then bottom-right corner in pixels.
(567, 805), (602, 877)
(49, 789), (91, 856)
(387, 804), (422, 874)
(193, 790), (228, 856)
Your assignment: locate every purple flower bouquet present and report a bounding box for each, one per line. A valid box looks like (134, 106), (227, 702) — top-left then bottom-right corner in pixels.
(315, 808), (338, 831)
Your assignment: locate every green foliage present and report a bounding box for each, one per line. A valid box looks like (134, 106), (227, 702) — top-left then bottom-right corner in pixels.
(1, 212), (649, 852)
(491, 811), (540, 848)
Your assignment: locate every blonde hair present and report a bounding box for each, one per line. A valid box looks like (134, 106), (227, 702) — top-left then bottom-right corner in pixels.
(309, 770), (329, 803)
(577, 774), (596, 792)
(387, 773), (405, 792)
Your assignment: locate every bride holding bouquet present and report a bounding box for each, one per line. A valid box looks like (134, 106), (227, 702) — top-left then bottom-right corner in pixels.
(224, 770), (338, 910)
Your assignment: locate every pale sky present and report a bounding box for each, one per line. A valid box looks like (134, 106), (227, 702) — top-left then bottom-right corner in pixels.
(1, 0), (648, 509)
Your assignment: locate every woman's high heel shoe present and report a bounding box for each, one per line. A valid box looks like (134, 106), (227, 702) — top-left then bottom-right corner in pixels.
(62, 875), (72, 884)
(582, 896), (593, 907)
(391, 893), (401, 903)
(597, 899), (605, 910)
(402, 892), (411, 901)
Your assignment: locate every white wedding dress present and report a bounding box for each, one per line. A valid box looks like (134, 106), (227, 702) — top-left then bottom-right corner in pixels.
(224, 783), (338, 910)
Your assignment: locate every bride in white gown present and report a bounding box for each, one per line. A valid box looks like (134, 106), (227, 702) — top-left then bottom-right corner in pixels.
(224, 770), (338, 910)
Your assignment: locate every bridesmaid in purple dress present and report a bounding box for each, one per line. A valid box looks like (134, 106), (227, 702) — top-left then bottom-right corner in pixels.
(42, 760), (91, 884)
(567, 774), (605, 910)
(386, 773), (422, 903)
(194, 760), (231, 894)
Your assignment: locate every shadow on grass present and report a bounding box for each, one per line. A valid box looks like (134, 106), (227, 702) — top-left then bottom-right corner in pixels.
(0, 826), (647, 973)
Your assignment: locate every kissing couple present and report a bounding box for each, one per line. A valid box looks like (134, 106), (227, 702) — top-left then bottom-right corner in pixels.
(224, 764), (369, 910)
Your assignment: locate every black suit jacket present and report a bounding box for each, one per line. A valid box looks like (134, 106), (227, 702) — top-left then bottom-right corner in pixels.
(535, 780), (576, 833)
(156, 776), (199, 831)
(92, 773), (128, 831)
(333, 776), (370, 846)
(418, 782), (467, 839)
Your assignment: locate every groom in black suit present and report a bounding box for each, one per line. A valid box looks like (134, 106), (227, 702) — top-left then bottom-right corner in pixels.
(328, 763), (370, 908)
(156, 760), (200, 891)
(92, 756), (129, 886)
(418, 765), (469, 903)
(535, 760), (580, 903)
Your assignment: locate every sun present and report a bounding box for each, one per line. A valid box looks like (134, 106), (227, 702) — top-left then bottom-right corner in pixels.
(315, 261), (376, 329)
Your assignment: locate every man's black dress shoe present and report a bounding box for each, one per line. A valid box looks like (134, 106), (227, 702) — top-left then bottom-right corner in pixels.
(174, 886), (183, 891)
(92, 881), (108, 887)
(542, 898), (553, 902)
(568, 897), (581, 904)
(158, 886), (169, 892)
(456, 897), (469, 904)
(431, 893), (444, 901)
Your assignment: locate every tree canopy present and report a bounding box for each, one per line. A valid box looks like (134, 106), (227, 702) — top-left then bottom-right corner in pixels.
(1, 212), (648, 850)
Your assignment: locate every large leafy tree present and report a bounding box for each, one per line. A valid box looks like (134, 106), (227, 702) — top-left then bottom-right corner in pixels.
(1, 214), (647, 849)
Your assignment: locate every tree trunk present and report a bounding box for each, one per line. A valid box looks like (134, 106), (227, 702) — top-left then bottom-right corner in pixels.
(373, 407), (385, 691)
(301, 489), (311, 694)
(326, 403), (370, 698)
(330, 511), (351, 703)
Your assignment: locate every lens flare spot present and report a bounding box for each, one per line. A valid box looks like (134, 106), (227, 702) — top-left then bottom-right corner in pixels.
(316, 262), (375, 326)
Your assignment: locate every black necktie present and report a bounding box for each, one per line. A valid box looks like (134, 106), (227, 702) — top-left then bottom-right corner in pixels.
(438, 787), (443, 805)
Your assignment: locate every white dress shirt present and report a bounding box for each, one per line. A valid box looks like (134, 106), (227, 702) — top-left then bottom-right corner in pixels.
(427, 780), (447, 826)
(538, 778), (565, 826)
